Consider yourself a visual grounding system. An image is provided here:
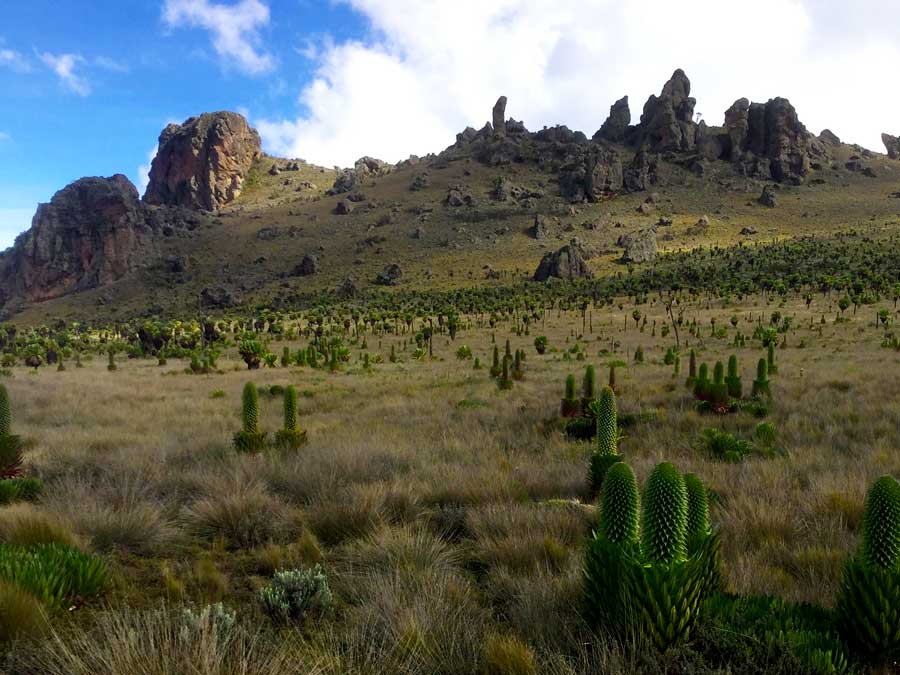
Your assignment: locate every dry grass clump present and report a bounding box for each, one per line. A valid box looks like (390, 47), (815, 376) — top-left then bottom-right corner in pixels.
(9, 606), (316, 675)
(183, 475), (296, 549)
(0, 504), (78, 548)
(0, 581), (48, 643)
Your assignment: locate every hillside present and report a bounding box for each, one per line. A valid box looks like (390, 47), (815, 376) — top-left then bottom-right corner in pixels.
(4, 69), (900, 325)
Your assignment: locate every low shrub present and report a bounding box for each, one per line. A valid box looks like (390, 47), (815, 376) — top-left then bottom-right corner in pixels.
(257, 564), (332, 622)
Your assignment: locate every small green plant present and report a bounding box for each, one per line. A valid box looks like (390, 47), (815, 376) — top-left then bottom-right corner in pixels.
(489, 345), (501, 378)
(534, 335), (548, 354)
(257, 564), (332, 622)
(107, 348), (117, 372)
(0, 543), (107, 609)
(238, 339), (265, 370)
(497, 355), (513, 390)
(0, 478), (43, 505)
(767, 342), (778, 375)
(685, 348), (697, 387)
(274, 385), (307, 450)
(455, 345), (473, 360)
(698, 427), (754, 462)
(233, 382), (267, 453)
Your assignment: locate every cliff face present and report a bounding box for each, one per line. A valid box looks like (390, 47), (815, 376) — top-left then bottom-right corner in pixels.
(143, 111), (262, 211)
(0, 175), (154, 305)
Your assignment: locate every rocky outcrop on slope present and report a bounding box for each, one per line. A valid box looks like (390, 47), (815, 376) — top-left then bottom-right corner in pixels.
(330, 156), (393, 194)
(144, 111), (261, 211)
(533, 244), (593, 282)
(632, 69), (696, 152)
(0, 175), (194, 306)
(618, 227), (658, 264)
(594, 96), (630, 143)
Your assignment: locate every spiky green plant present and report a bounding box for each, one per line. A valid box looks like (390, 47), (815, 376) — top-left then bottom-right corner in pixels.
(725, 354), (742, 398)
(685, 349), (697, 387)
(767, 342), (778, 374)
(693, 362), (710, 401)
(0, 384), (10, 437)
(582, 364), (596, 409)
(752, 358), (770, 398)
(489, 345), (501, 378)
(641, 462), (688, 564)
(512, 350), (524, 381)
(497, 355), (513, 390)
(233, 382), (267, 453)
(588, 386), (620, 497)
(707, 361), (730, 410)
(0, 543), (107, 608)
(836, 475), (900, 667)
(608, 363), (617, 392)
(584, 462), (721, 651)
(684, 473), (710, 552)
(599, 462), (639, 545)
(281, 346), (291, 368)
(275, 385), (307, 450)
(107, 348), (117, 372)
(560, 374), (580, 417)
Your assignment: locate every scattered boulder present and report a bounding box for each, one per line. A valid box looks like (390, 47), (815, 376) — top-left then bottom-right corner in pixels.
(330, 156), (392, 194)
(533, 244), (593, 282)
(335, 276), (357, 298)
(637, 201), (655, 215)
(529, 215), (550, 239)
(334, 199), (354, 215)
(293, 254), (318, 276)
(618, 227), (658, 263)
(758, 185), (778, 208)
(409, 174), (430, 191)
(200, 285), (238, 309)
(144, 111), (261, 211)
(445, 186), (475, 207)
(594, 96), (630, 143)
(375, 263), (402, 286)
(882, 133), (900, 159)
(740, 226), (758, 235)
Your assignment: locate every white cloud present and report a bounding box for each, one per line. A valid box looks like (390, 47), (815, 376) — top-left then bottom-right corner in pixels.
(256, 0), (900, 167)
(162, 0), (273, 74)
(40, 52), (91, 96)
(0, 48), (30, 72)
(93, 56), (129, 73)
(136, 146), (159, 197)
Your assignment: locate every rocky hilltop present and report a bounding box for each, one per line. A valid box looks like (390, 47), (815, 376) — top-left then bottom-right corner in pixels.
(144, 111), (261, 211)
(2, 70), (898, 321)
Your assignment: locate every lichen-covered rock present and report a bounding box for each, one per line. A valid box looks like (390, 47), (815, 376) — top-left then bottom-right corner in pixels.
(559, 146), (624, 202)
(529, 215), (551, 240)
(618, 227), (658, 263)
(144, 111), (261, 211)
(758, 185), (778, 207)
(533, 244), (593, 282)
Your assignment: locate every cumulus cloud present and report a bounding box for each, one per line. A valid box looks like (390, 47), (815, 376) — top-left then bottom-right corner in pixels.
(40, 52), (91, 95)
(257, 0), (900, 167)
(162, 0), (273, 74)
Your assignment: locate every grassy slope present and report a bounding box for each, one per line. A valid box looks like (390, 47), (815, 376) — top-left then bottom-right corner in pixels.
(14, 142), (900, 324)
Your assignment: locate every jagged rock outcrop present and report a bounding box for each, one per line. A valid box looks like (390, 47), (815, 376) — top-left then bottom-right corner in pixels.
(883, 133), (900, 159)
(0, 175), (160, 305)
(618, 226), (658, 263)
(144, 111), (261, 211)
(819, 129), (841, 146)
(492, 96), (507, 137)
(559, 146), (624, 202)
(533, 244), (593, 282)
(594, 96), (630, 143)
(634, 69), (696, 152)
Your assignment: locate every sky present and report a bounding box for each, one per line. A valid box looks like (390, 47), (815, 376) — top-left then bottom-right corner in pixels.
(2, 0), (900, 249)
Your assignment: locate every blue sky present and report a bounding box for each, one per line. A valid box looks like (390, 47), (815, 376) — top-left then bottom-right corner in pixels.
(2, 0), (900, 250)
(0, 0), (366, 247)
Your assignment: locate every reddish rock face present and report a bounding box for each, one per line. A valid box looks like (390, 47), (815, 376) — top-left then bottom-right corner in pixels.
(144, 111), (261, 211)
(0, 175), (153, 303)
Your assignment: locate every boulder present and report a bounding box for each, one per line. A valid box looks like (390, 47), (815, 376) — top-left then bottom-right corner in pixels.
(594, 96), (631, 143)
(532, 244), (593, 282)
(330, 156), (391, 194)
(618, 227), (658, 263)
(492, 96), (508, 137)
(144, 111), (261, 211)
(819, 129), (841, 146)
(529, 215), (550, 239)
(375, 263), (402, 286)
(334, 199), (354, 215)
(409, 174), (430, 191)
(883, 133), (900, 159)
(293, 254), (318, 276)
(199, 285), (239, 309)
(758, 185), (778, 207)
